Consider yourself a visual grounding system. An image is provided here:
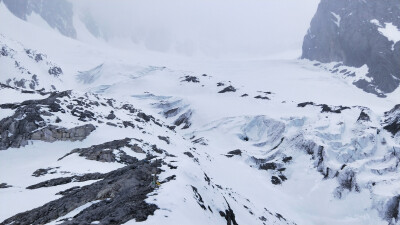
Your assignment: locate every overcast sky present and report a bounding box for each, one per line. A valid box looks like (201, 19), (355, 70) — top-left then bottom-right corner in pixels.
(74, 0), (320, 58)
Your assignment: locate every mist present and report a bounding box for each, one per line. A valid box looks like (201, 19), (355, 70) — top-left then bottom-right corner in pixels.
(74, 0), (320, 58)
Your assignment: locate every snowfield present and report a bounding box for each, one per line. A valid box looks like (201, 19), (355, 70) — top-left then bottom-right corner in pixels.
(0, 1), (399, 225)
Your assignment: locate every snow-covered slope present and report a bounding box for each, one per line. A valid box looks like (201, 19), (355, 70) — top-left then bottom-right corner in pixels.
(1, 2), (400, 225)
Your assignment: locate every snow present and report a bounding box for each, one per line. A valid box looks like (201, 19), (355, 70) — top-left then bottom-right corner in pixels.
(331, 12), (341, 27)
(0, 88), (48, 104)
(47, 200), (102, 225)
(0, 1), (400, 225)
(374, 22), (400, 51)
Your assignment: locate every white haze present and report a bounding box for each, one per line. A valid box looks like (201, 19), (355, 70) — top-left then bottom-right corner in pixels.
(74, 0), (320, 58)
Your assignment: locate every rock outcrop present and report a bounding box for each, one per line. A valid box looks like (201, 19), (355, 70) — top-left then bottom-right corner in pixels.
(0, 158), (162, 225)
(0, 91), (95, 150)
(383, 104), (400, 136)
(58, 138), (142, 165)
(302, 0), (400, 96)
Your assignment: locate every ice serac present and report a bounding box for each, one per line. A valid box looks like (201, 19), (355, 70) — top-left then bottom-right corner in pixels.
(1, 0), (76, 38)
(302, 0), (400, 96)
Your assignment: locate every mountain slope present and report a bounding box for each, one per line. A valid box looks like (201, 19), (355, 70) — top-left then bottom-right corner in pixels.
(1, 1), (400, 225)
(1, 0), (76, 38)
(302, 0), (400, 97)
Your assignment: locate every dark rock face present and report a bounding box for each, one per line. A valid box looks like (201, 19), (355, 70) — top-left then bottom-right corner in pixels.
(298, 102), (350, 113)
(218, 86), (236, 93)
(32, 167), (59, 177)
(219, 199), (238, 225)
(181, 76), (200, 83)
(302, 0), (400, 95)
(2, 0), (77, 38)
(0, 91), (95, 150)
(384, 195), (400, 224)
(58, 138), (141, 165)
(174, 110), (192, 129)
(0, 183), (12, 188)
(227, 149), (242, 156)
(0, 159), (161, 225)
(27, 173), (105, 190)
(383, 104), (400, 136)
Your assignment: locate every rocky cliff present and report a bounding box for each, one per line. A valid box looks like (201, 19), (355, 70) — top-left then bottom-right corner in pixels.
(302, 0), (400, 96)
(1, 0), (76, 38)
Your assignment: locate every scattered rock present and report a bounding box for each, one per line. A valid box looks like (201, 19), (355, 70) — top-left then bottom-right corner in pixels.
(157, 136), (170, 144)
(297, 102), (350, 113)
(226, 149), (242, 157)
(184, 152), (194, 158)
(32, 167), (59, 177)
(106, 111), (116, 120)
(218, 85), (236, 93)
(254, 95), (270, 100)
(106, 122), (117, 127)
(56, 186), (81, 196)
(260, 163), (277, 171)
(48, 66), (63, 77)
(0, 183), (12, 188)
(271, 176), (281, 185)
(174, 110), (192, 129)
(181, 76), (199, 83)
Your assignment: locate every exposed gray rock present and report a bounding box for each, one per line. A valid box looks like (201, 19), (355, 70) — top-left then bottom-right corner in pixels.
(184, 151), (194, 158)
(0, 159), (162, 225)
(302, 0), (400, 95)
(0, 91), (95, 150)
(174, 110), (192, 129)
(181, 75), (200, 83)
(383, 104), (400, 136)
(48, 66), (63, 77)
(58, 138), (141, 165)
(157, 135), (170, 144)
(32, 167), (59, 177)
(27, 173), (105, 190)
(106, 111), (116, 120)
(30, 124), (95, 142)
(0, 183), (12, 188)
(2, 0), (77, 38)
(218, 85), (236, 93)
(297, 102), (350, 113)
(225, 149), (242, 158)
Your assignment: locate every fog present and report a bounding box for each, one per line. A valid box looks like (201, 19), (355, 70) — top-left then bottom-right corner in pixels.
(74, 0), (320, 58)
